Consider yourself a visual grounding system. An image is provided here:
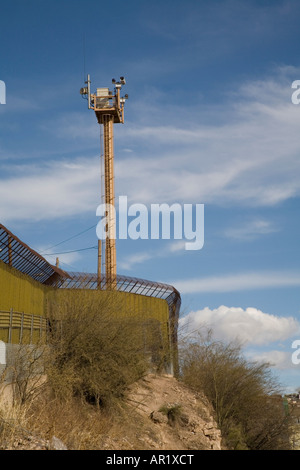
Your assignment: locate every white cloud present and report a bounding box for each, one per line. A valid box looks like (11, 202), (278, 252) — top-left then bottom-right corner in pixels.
(179, 305), (300, 346)
(2, 67), (300, 222)
(119, 240), (186, 271)
(224, 218), (278, 240)
(114, 67), (300, 208)
(0, 157), (100, 222)
(43, 112), (98, 141)
(246, 350), (296, 370)
(168, 240), (186, 252)
(171, 271), (300, 294)
(118, 252), (152, 271)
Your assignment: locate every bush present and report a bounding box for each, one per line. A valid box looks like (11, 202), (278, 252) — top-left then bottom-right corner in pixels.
(46, 290), (155, 407)
(6, 342), (47, 406)
(180, 328), (292, 450)
(158, 404), (183, 427)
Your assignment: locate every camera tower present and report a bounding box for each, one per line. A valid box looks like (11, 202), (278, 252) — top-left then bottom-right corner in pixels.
(80, 75), (128, 289)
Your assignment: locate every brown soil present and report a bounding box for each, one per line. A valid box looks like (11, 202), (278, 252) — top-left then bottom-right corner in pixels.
(102, 373), (223, 451)
(0, 373), (223, 450)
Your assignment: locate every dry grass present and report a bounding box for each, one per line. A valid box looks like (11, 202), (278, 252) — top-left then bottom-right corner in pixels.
(0, 288), (178, 450)
(27, 394), (113, 449)
(0, 390), (154, 450)
(0, 383), (148, 450)
(0, 401), (29, 449)
(0, 290), (165, 450)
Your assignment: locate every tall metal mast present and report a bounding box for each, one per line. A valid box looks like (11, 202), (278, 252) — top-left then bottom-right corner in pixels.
(80, 75), (128, 289)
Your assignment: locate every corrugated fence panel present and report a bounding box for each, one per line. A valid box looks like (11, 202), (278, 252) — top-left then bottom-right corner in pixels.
(0, 260), (49, 316)
(47, 288), (169, 325)
(0, 262), (173, 374)
(0, 265), (170, 351)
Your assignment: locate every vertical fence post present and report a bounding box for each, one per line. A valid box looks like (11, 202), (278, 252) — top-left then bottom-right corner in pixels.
(8, 308), (13, 343)
(39, 316), (43, 342)
(30, 315), (34, 344)
(167, 318), (174, 376)
(8, 236), (13, 266)
(20, 311), (24, 344)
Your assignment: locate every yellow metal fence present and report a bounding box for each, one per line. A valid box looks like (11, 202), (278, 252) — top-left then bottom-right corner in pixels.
(0, 309), (48, 344)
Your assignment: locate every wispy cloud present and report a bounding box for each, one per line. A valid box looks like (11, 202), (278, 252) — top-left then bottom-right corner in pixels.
(41, 112), (98, 141)
(224, 218), (279, 240)
(171, 271), (300, 294)
(0, 157), (100, 222)
(119, 241), (186, 271)
(1, 66), (300, 222)
(118, 252), (152, 271)
(114, 67), (300, 208)
(246, 350), (296, 371)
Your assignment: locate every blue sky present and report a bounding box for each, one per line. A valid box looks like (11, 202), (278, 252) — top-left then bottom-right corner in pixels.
(1, 0), (300, 392)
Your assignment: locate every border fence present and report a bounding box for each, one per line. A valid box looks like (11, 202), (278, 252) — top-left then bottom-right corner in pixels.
(0, 309), (48, 344)
(0, 223), (181, 374)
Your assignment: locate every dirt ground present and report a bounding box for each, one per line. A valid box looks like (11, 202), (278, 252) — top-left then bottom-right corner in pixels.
(103, 373), (223, 451)
(0, 373), (224, 450)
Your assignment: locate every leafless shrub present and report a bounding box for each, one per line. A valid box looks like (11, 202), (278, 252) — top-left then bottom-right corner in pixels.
(180, 327), (292, 450)
(46, 290), (158, 407)
(4, 342), (48, 406)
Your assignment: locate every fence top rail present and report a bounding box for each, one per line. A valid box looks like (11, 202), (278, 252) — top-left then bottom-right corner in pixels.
(51, 271), (181, 310)
(49, 271), (181, 327)
(0, 223), (68, 284)
(0, 224), (181, 323)
(0, 310), (47, 318)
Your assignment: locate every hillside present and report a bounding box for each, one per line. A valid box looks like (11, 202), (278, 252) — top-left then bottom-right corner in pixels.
(0, 373), (223, 451)
(101, 373), (223, 451)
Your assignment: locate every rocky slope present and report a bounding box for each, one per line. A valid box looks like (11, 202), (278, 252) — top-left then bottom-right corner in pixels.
(0, 373), (223, 450)
(103, 373), (223, 451)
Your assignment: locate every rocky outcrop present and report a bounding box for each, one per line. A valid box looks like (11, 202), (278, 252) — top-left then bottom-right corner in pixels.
(125, 373), (223, 450)
(0, 373), (223, 450)
(0, 430), (67, 451)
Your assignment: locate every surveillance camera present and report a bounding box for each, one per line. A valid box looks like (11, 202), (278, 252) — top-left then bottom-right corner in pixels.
(112, 78), (116, 83)
(120, 76), (126, 85)
(124, 94), (129, 99)
(80, 87), (88, 95)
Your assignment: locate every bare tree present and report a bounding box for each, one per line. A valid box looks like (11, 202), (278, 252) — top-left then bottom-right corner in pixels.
(5, 342), (47, 406)
(180, 328), (292, 450)
(46, 290), (163, 407)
